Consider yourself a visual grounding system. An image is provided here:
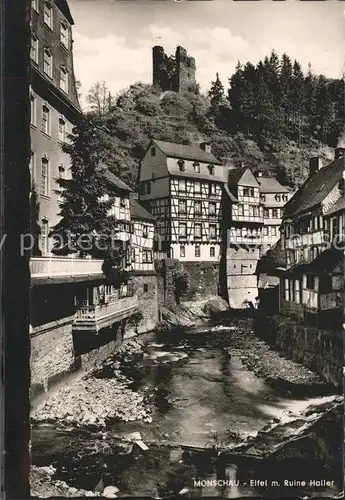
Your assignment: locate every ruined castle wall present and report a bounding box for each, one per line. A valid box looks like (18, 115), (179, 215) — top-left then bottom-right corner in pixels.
(152, 45), (196, 93)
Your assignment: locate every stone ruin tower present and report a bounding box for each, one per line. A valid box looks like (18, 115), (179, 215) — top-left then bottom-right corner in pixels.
(152, 45), (197, 93)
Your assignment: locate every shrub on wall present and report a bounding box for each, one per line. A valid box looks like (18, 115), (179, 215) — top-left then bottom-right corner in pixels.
(172, 261), (190, 303)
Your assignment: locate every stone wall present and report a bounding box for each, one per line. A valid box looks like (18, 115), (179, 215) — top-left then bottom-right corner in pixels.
(254, 314), (343, 387)
(30, 318), (76, 397)
(130, 272), (159, 333)
(152, 45), (196, 93)
(182, 261), (219, 300)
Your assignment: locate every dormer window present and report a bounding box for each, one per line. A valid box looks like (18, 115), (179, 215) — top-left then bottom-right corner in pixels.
(178, 160), (185, 172)
(193, 162), (200, 173)
(208, 165), (214, 176)
(260, 193), (266, 202)
(32, 0), (39, 12)
(151, 146), (156, 157)
(44, 2), (53, 29)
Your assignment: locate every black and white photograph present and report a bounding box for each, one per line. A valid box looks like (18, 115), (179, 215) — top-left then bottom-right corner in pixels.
(3, 0), (344, 498)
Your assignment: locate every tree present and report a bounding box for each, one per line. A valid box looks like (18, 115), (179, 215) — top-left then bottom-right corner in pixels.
(209, 73), (224, 111)
(86, 81), (115, 117)
(51, 115), (125, 265)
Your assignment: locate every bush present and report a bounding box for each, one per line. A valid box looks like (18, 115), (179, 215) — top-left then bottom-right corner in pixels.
(172, 261), (190, 303)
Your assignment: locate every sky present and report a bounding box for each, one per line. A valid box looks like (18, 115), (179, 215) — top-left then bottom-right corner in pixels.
(69, 0), (344, 107)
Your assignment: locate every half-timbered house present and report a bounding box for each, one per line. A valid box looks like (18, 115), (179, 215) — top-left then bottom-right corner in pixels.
(222, 166), (264, 308)
(138, 139), (226, 263)
(280, 148), (344, 327)
(130, 197), (155, 273)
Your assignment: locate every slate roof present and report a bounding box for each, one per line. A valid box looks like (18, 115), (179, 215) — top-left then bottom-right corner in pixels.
(55, 0), (74, 24)
(283, 157), (344, 217)
(255, 239), (286, 276)
(258, 177), (290, 193)
(227, 167), (248, 186)
(153, 139), (223, 165)
(224, 184), (238, 203)
(98, 165), (133, 192)
(130, 200), (155, 221)
(169, 170), (227, 183)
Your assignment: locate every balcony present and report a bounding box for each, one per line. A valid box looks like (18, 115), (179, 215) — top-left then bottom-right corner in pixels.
(230, 236), (262, 246)
(73, 296), (139, 333)
(30, 256), (104, 284)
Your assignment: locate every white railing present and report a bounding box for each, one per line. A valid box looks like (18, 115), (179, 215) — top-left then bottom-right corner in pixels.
(75, 296), (139, 321)
(230, 236), (262, 245)
(30, 256), (104, 278)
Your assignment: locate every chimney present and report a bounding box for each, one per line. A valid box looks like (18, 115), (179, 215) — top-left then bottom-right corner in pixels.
(200, 142), (211, 153)
(309, 156), (322, 177)
(335, 147), (345, 159)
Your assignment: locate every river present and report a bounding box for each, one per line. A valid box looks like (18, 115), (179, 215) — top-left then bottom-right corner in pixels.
(31, 322), (342, 498)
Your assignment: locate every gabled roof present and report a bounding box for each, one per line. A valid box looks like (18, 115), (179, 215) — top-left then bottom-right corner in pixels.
(98, 165), (133, 193)
(130, 200), (155, 221)
(169, 170), (227, 183)
(153, 139), (222, 165)
(224, 184), (238, 203)
(283, 158), (344, 218)
(255, 239), (285, 276)
(227, 166), (260, 188)
(258, 177), (290, 194)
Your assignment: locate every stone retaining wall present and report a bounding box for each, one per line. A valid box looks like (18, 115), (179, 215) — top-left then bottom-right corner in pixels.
(254, 314), (343, 387)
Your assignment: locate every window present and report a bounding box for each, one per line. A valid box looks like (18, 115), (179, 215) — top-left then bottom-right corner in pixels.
(209, 202), (216, 216)
(58, 165), (66, 179)
(179, 180), (186, 192)
(120, 198), (126, 208)
(243, 188), (249, 197)
(208, 165), (214, 176)
(249, 188), (255, 197)
(178, 160), (185, 172)
(30, 94), (36, 126)
(306, 275), (315, 290)
(139, 181), (151, 195)
(195, 245), (201, 258)
(58, 117), (66, 142)
(210, 224), (216, 239)
(180, 245), (185, 258)
(142, 225), (148, 238)
(40, 219), (49, 255)
(260, 193), (266, 202)
(43, 48), (52, 78)
(252, 206), (258, 217)
(30, 35), (38, 64)
(143, 250), (152, 263)
(151, 146), (156, 156)
(272, 209), (278, 218)
(40, 157), (50, 196)
(60, 66), (69, 93)
(194, 181), (201, 194)
(179, 199), (186, 214)
(210, 247), (215, 258)
(282, 194), (288, 202)
(284, 279), (289, 301)
(238, 204), (244, 216)
(263, 227), (268, 236)
(29, 151), (35, 183)
(32, 0), (39, 12)
(41, 104), (50, 135)
(272, 226), (277, 236)
(194, 223), (202, 238)
(44, 2), (53, 29)
(209, 183), (216, 196)
(194, 200), (201, 215)
(193, 162), (200, 173)
(131, 248), (137, 262)
(264, 208), (269, 218)
(179, 223), (187, 238)
(143, 283), (148, 293)
(275, 194), (281, 202)
(60, 22), (69, 48)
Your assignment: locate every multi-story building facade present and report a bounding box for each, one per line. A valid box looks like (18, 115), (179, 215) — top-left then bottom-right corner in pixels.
(138, 139), (226, 263)
(222, 166), (263, 308)
(30, 0), (81, 255)
(279, 148), (344, 327)
(257, 174), (292, 254)
(130, 197), (155, 273)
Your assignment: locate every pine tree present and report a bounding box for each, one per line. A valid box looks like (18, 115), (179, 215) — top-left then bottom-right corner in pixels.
(280, 53), (293, 126)
(304, 64), (318, 140)
(315, 75), (333, 145)
(208, 73), (224, 110)
(51, 116), (125, 262)
(291, 60), (305, 144)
